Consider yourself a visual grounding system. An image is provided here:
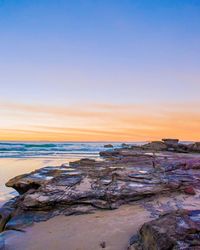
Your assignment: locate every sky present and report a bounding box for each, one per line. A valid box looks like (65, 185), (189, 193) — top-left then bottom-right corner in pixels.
(0, 0), (200, 141)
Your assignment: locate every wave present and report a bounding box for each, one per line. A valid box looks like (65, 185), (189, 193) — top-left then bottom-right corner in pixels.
(24, 143), (57, 148)
(0, 142), (122, 158)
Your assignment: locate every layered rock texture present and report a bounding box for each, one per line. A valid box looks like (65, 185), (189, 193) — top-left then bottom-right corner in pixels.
(1, 139), (200, 249)
(100, 139), (200, 157)
(130, 209), (200, 249)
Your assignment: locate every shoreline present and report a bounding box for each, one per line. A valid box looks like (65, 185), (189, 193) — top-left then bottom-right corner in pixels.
(1, 139), (200, 249)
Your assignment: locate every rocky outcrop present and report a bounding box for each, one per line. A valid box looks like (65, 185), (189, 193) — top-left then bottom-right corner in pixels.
(188, 142), (200, 152)
(104, 144), (113, 148)
(100, 139), (200, 157)
(162, 138), (179, 146)
(141, 139), (191, 153)
(6, 166), (74, 194)
(121, 143), (131, 148)
(1, 138), (200, 236)
(1, 150), (200, 233)
(142, 141), (168, 151)
(0, 197), (18, 232)
(131, 209), (200, 249)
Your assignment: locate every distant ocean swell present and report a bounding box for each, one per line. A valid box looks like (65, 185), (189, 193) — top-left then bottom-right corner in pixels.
(0, 142), (122, 158)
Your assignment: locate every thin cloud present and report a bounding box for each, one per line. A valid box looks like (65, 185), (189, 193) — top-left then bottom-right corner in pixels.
(0, 101), (200, 141)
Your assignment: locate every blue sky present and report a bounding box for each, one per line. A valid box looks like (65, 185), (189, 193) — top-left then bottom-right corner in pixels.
(0, 0), (200, 140)
(0, 0), (199, 104)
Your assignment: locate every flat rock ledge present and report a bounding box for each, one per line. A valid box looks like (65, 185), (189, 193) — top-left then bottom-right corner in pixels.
(129, 209), (200, 250)
(100, 139), (200, 157)
(1, 140), (200, 238)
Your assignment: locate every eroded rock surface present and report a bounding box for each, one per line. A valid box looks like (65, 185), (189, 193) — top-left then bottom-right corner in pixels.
(131, 209), (200, 250)
(6, 166), (71, 194)
(100, 139), (200, 157)
(1, 142), (200, 234)
(104, 144), (113, 148)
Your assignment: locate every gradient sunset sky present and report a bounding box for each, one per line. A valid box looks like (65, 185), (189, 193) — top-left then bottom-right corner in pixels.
(0, 0), (200, 141)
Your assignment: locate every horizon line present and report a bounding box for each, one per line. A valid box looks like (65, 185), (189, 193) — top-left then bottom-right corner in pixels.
(0, 139), (197, 143)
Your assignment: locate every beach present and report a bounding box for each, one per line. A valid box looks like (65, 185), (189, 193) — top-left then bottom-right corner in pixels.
(1, 1), (200, 248)
(3, 204), (150, 250)
(3, 192), (200, 250)
(1, 140), (200, 249)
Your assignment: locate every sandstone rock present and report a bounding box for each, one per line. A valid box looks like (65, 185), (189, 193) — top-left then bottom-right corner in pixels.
(69, 158), (96, 167)
(1, 148), (200, 233)
(0, 198), (18, 233)
(162, 138), (179, 146)
(133, 210), (200, 250)
(6, 165), (78, 194)
(4, 210), (56, 231)
(142, 141), (167, 151)
(104, 144), (113, 148)
(188, 142), (200, 153)
(6, 173), (42, 194)
(100, 139), (200, 159)
(121, 143), (130, 148)
(99, 149), (119, 157)
(130, 145), (143, 150)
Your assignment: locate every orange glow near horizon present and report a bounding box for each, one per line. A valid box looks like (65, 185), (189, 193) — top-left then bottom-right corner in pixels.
(1, 1), (200, 143)
(0, 101), (200, 142)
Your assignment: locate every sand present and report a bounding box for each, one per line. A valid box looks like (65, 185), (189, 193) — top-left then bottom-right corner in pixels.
(3, 192), (200, 250)
(4, 204), (149, 250)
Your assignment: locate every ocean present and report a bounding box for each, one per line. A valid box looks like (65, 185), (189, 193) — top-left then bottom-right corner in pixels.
(0, 142), (122, 159)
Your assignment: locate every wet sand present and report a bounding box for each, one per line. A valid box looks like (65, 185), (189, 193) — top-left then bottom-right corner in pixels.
(4, 204), (150, 250)
(4, 193), (200, 250)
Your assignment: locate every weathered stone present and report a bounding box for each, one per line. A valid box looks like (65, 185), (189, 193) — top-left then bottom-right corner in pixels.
(6, 166), (78, 194)
(104, 144), (113, 148)
(188, 142), (200, 153)
(5, 210), (55, 231)
(121, 143), (131, 148)
(142, 141), (167, 151)
(133, 210), (200, 250)
(0, 198), (18, 232)
(99, 140), (200, 159)
(69, 158), (96, 167)
(1, 143), (200, 234)
(99, 150), (119, 157)
(162, 138), (179, 146)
